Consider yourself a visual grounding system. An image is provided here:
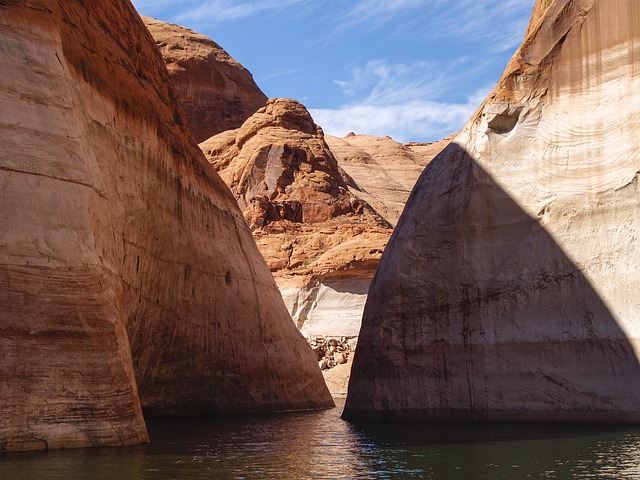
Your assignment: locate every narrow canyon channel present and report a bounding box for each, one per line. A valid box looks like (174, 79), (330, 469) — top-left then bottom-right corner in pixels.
(3, 398), (640, 479)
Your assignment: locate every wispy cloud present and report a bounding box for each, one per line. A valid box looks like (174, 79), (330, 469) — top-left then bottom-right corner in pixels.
(320, 0), (532, 54)
(174, 0), (308, 24)
(334, 59), (454, 105)
(132, 0), (311, 26)
(333, 0), (426, 32)
(257, 67), (308, 84)
(428, 0), (533, 52)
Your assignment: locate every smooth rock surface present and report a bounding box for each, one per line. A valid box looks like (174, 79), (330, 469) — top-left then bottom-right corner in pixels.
(142, 16), (267, 143)
(0, 0), (331, 452)
(345, 0), (640, 422)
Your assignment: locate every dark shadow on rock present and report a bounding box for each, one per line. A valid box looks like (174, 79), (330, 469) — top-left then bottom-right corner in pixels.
(343, 143), (640, 423)
(321, 276), (372, 295)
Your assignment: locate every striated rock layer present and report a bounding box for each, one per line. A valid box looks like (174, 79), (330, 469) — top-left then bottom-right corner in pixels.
(345, 0), (640, 422)
(326, 133), (451, 227)
(0, 0), (331, 452)
(142, 16), (267, 143)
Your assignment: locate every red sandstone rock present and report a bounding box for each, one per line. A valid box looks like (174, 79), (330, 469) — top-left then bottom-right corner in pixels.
(200, 99), (393, 340)
(142, 16), (267, 143)
(345, 0), (640, 422)
(326, 133), (451, 226)
(201, 98), (372, 228)
(0, 0), (331, 452)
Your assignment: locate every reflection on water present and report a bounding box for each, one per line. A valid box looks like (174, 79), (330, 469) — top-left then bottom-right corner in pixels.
(3, 398), (640, 479)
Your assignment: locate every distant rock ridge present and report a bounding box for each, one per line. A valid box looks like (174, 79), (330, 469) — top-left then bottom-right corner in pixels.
(0, 0), (331, 452)
(201, 98), (376, 229)
(345, 0), (640, 422)
(326, 133), (451, 227)
(143, 16), (267, 143)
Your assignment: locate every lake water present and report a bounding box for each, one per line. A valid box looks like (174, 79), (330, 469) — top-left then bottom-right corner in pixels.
(3, 398), (640, 479)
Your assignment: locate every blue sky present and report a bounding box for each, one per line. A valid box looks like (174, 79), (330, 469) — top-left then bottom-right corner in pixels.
(132, 0), (535, 142)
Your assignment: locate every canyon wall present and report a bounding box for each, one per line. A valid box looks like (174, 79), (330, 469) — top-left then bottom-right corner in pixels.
(143, 17), (267, 143)
(0, 0), (331, 452)
(345, 0), (640, 422)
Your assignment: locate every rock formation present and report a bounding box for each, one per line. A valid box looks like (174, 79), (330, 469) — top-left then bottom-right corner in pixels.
(200, 107), (447, 340)
(345, 0), (640, 422)
(141, 14), (450, 367)
(201, 98), (369, 228)
(200, 99), (393, 340)
(0, 0), (331, 452)
(142, 16), (267, 143)
(326, 133), (451, 226)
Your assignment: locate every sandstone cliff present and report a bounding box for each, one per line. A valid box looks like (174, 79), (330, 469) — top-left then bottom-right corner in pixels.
(326, 133), (451, 226)
(345, 0), (640, 422)
(142, 16), (267, 143)
(0, 0), (331, 452)
(200, 99), (393, 340)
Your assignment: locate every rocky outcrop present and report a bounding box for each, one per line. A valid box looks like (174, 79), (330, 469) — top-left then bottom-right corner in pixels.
(201, 98), (372, 228)
(345, 0), (640, 422)
(142, 16), (267, 143)
(326, 133), (451, 226)
(201, 99), (393, 341)
(0, 0), (331, 452)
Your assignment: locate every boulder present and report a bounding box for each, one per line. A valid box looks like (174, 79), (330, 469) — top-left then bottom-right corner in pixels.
(345, 0), (640, 422)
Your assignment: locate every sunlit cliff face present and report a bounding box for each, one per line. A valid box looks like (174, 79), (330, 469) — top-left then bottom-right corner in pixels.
(0, 0), (331, 452)
(345, 0), (640, 422)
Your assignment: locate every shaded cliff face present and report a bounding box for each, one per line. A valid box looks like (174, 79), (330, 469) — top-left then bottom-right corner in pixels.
(345, 0), (640, 422)
(142, 16), (267, 143)
(0, 0), (331, 452)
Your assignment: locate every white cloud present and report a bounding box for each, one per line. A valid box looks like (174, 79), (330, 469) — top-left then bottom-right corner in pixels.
(310, 92), (486, 143)
(334, 59), (452, 105)
(303, 0), (534, 142)
(429, 0), (533, 52)
(321, 0), (533, 56)
(310, 60), (490, 142)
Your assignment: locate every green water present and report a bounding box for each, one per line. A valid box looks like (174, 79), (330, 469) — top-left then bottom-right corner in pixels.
(3, 398), (640, 479)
